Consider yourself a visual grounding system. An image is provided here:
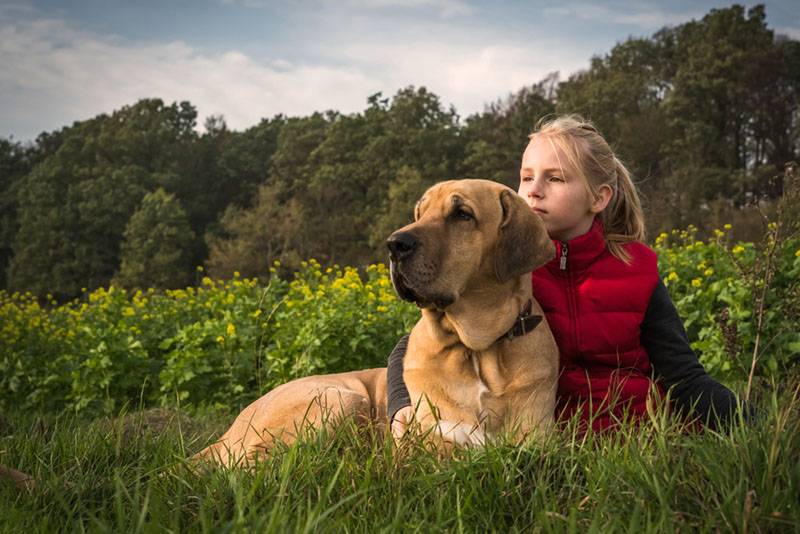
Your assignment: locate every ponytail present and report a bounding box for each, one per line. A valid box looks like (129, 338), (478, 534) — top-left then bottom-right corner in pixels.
(600, 157), (646, 264)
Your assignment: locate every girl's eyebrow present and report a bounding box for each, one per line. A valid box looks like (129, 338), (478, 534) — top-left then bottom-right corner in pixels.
(520, 166), (563, 174)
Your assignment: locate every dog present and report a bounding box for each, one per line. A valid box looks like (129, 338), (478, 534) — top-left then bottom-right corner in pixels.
(193, 179), (558, 465)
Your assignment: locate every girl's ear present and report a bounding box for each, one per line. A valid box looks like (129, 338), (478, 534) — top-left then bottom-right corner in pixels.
(590, 184), (613, 214)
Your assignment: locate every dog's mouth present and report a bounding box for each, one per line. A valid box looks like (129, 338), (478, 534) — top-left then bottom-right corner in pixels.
(389, 260), (419, 303)
(389, 260), (455, 310)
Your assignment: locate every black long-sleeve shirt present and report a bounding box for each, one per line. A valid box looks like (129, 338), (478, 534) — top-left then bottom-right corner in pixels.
(387, 279), (748, 430)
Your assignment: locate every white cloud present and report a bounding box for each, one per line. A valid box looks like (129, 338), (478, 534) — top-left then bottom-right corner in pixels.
(336, 40), (586, 113)
(342, 0), (474, 17)
(0, 10), (589, 141)
(0, 15), (377, 140)
(220, 0), (474, 17)
(774, 26), (800, 40)
(544, 2), (702, 29)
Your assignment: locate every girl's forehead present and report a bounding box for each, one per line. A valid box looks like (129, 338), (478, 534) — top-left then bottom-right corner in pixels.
(523, 136), (573, 169)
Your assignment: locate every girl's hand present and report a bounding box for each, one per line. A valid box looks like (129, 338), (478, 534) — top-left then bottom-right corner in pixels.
(391, 406), (414, 440)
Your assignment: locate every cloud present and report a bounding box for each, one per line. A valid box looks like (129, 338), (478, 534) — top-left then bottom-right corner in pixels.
(774, 25), (800, 40)
(0, 9), (587, 141)
(335, 39), (585, 113)
(342, 0), (474, 17)
(544, 2), (702, 29)
(0, 15), (378, 140)
(220, 0), (474, 18)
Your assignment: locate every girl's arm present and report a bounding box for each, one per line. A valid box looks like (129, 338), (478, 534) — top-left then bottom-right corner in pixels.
(386, 334), (411, 422)
(642, 279), (751, 429)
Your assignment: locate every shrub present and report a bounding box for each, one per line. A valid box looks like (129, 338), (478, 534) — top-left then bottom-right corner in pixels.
(655, 224), (800, 381)
(0, 263), (416, 415)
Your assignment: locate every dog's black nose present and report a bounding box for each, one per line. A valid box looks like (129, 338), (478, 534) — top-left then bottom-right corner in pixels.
(386, 231), (417, 260)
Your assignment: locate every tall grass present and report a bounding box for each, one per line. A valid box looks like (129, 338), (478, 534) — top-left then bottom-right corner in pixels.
(2, 384), (797, 532)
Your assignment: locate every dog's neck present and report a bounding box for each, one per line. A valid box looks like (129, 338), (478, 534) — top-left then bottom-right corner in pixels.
(421, 273), (532, 352)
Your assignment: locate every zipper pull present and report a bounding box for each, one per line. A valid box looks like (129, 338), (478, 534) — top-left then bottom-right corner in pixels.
(560, 242), (568, 270)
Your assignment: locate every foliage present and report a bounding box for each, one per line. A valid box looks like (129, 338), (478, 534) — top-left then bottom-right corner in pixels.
(114, 188), (196, 290)
(0, 262), (416, 415)
(655, 225), (800, 379)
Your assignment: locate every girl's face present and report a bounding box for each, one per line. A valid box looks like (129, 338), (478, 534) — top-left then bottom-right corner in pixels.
(518, 136), (609, 242)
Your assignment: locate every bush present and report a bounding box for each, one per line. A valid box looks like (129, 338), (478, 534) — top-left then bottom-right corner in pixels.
(0, 262), (416, 415)
(654, 224), (800, 380)
(3, 229), (798, 417)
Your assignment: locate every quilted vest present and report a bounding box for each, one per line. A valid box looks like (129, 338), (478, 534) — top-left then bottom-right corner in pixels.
(532, 218), (663, 431)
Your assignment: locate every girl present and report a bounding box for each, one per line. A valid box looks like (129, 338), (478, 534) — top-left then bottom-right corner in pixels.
(387, 115), (745, 436)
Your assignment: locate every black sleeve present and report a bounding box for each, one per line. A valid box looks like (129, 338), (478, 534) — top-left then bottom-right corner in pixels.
(386, 335), (412, 422)
(642, 279), (750, 430)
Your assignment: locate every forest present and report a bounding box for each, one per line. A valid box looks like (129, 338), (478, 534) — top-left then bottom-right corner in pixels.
(1, 4), (798, 299)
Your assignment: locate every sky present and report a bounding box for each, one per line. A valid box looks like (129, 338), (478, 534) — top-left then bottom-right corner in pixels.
(1, 0), (798, 142)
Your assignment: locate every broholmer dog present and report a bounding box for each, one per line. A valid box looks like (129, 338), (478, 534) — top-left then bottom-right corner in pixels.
(195, 179), (558, 465)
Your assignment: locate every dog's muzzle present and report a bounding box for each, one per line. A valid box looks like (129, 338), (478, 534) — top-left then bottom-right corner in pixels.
(387, 231), (422, 303)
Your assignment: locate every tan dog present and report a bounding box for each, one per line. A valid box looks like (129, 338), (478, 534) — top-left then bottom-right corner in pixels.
(194, 179), (557, 465)
(388, 179), (558, 446)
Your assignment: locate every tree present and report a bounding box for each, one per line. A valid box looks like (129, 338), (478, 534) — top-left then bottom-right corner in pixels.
(205, 183), (304, 279)
(114, 189), (195, 290)
(0, 138), (34, 289)
(8, 99), (199, 297)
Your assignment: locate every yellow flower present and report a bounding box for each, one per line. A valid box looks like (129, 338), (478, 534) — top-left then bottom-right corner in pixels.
(216, 335), (225, 344)
(723, 224), (732, 230)
(252, 309), (262, 318)
(703, 268), (714, 277)
(667, 272), (679, 282)
(795, 249), (800, 258)
(226, 323), (236, 336)
(196, 265), (204, 272)
(732, 245), (745, 255)
(691, 278), (702, 288)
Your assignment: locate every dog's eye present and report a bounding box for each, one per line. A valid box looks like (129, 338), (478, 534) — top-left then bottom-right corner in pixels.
(453, 208), (474, 221)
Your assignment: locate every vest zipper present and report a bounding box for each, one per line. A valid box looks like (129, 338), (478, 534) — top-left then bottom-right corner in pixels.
(560, 242), (569, 270)
(560, 240), (578, 357)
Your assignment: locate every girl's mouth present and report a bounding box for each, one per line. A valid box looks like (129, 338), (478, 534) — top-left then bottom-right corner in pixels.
(532, 207), (547, 214)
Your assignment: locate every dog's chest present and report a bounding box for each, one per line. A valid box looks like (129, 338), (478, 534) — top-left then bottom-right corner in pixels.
(469, 352), (490, 407)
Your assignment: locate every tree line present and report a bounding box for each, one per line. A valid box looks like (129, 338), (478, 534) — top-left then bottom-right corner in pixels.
(1, 4), (797, 299)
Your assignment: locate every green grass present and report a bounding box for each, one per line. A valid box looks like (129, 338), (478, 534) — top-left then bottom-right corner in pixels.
(1, 386), (798, 533)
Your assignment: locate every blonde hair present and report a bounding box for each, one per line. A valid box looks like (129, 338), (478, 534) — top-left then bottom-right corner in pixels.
(529, 114), (645, 263)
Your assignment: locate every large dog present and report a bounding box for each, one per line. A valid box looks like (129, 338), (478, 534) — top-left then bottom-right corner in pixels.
(194, 179), (558, 465)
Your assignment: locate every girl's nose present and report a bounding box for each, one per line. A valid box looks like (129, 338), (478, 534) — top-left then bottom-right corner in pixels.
(529, 178), (544, 198)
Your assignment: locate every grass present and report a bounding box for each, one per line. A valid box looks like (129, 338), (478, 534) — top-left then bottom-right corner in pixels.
(1, 385), (798, 533)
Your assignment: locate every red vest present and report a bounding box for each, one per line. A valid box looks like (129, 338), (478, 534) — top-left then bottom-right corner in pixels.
(532, 218), (663, 431)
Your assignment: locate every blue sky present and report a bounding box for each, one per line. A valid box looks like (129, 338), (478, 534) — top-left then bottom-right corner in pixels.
(2, 1), (798, 142)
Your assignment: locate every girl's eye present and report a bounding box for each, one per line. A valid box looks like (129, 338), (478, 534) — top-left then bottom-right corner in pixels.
(548, 175), (564, 182)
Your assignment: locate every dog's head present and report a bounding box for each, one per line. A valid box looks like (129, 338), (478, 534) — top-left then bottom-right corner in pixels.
(387, 179), (553, 309)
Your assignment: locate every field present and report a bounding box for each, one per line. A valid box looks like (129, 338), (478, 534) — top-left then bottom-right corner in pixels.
(1, 226), (799, 531)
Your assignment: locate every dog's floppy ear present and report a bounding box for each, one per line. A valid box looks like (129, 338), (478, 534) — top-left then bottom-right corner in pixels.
(494, 189), (555, 282)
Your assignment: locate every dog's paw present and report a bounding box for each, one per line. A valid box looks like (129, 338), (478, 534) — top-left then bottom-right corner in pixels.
(434, 420), (486, 447)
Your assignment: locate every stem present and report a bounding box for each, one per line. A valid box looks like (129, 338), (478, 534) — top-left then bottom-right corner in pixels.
(745, 219), (780, 402)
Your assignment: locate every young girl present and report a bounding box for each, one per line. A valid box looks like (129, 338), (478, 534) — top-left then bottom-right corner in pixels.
(387, 115), (745, 436)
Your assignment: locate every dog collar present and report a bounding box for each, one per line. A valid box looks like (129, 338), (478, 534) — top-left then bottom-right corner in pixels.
(503, 300), (543, 341)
